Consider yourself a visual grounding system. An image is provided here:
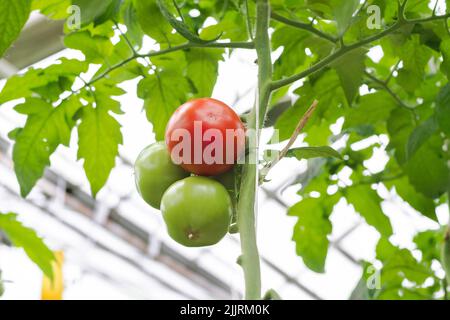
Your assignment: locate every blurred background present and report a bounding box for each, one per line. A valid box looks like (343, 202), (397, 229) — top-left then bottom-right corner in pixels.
(0, 11), (447, 300)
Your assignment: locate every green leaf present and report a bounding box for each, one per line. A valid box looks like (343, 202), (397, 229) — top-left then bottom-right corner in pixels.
(137, 71), (189, 140)
(387, 108), (416, 165)
(376, 238), (431, 286)
(133, 0), (180, 44)
(0, 0), (32, 58)
(442, 231), (450, 284)
(77, 101), (123, 197)
(0, 69), (52, 104)
(0, 212), (55, 278)
(272, 27), (312, 80)
(332, 48), (366, 104)
(0, 58), (88, 104)
(32, 0), (71, 20)
(274, 70), (346, 142)
(331, 0), (359, 36)
(396, 36), (433, 93)
(388, 177), (437, 221)
(387, 102), (449, 200)
(435, 84), (450, 136)
(156, 0), (220, 43)
(346, 185), (393, 237)
(414, 229), (445, 263)
(12, 97), (81, 197)
(285, 146), (342, 160)
(92, 39), (140, 82)
(64, 31), (114, 64)
(440, 38), (450, 79)
(405, 136), (449, 199)
(200, 11), (247, 42)
(406, 116), (438, 160)
(72, 0), (121, 27)
(344, 91), (396, 131)
(288, 195), (339, 273)
(186, 48), (223, 97)
(93, 82), (125, 114)
(121, 0), (144, 49)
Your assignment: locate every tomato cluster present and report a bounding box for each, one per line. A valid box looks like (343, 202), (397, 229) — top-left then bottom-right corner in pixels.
(135, 98), (244, 247)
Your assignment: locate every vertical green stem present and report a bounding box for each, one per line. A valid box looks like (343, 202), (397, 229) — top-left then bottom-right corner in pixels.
(443, 190), (450, 293)
(447, 190), (450, 230)
(237, 0), (272, 300)
(255, 0), (273, 126)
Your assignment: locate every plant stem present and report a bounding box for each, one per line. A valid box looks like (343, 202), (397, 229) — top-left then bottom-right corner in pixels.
(82, 41), (254, 90)
(447, 190), (450, 236)
(255, 3), (273, 127)
(270, 13), (450, 91)
(364, 71), (415, 111)
(237, 0), (272, 300)
(385, 60), (401, 84)
(245, 0), (255, 41)
(262, 100), (318, 176)
(444, 190), (450, 292)
(270, 11), (337, 43)
(270, 23), (402, 90)
(114, 21), (137, 55)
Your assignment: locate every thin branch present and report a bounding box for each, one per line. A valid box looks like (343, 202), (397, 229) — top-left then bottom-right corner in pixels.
(277, 100), (319, 161)
(82, 41), (253, 89)
(385, 60), (401, 84)
(446, 190), (450, 238)
(183, 41), (255, 49)
(172, 0), (186, 23)
(270, 13), (450, 91)
(432, 0), (439, 16)
(270, 22), (401, 90)
(270, 11), (337, 43)
(364, 71), (415, 111)
(262, 100), (319, 176)
(445, 18), (450, 36)
(114, 21), (137, 55)
(356, 173), (405, 186)
(245, 0), (254, 41)
(407, 12), (450, 24)
(398, 0), (409, 22)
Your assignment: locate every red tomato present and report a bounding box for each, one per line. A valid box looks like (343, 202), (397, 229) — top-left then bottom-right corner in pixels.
(165, 98), (245, 176)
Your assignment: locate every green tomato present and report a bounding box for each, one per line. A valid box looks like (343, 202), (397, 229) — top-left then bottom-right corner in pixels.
(212, 169), (238, 232)
(212, 169), (236, 193)
(134, 142), (189, 209)
(161, 176), (232, 247)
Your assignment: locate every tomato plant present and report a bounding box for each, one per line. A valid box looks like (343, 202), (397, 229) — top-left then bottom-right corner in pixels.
(134, 142), (190, 209)
(1, 0), (450, 301)
(161, 176), (233, 247)
(165, 98), (246, 176)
